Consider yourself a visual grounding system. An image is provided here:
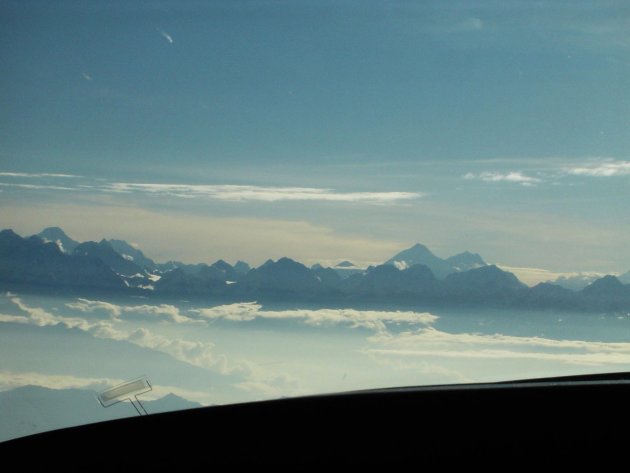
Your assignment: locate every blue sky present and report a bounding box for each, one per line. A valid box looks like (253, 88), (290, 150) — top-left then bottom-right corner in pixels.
(1, 0), (629, 275)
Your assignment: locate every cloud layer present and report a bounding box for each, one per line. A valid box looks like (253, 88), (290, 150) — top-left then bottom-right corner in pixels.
(3, 293), (630, 405)
(367, 327), (630, 367)
(3, 297), (230, 373)
(193, 302), (438, 331)
(64, 299), (438, 332)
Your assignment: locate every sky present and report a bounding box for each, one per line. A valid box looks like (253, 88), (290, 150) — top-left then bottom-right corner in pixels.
(1, 0), (629, 275)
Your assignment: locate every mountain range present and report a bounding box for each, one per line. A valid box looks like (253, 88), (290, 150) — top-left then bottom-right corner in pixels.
(1, 227), (629, 311)
(0, 385), (200, 442)
(385, 243), (486, 278)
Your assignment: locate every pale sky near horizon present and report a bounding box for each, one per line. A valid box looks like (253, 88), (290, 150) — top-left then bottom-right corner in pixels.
(1, 0), (629, 274)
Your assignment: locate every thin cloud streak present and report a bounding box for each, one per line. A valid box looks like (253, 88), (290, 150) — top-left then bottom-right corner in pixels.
(367, 327), (630, 367)
(0, 183), (80, 191)
(104, 182), (422, 204)
(567, 160), (630, 177)
(0, 171), (421, 205)
(158, 29), (174, 43)
(463, 171), (541, 186)
(0, 172), (81, 178)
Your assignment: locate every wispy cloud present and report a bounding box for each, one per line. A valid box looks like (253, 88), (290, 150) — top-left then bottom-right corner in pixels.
(193, 302), (438, 332)
(463, 17), (483, 31)
(104, 182), (422, 204)
(0, 183), (79, 191)
(235, 372), (302, 398)
(0, 314), (30, 324)
(158, 29), (174, 44)
(463, 171), (541, 186)
(566, 160), (630, 177)
(0, 172), (81, 178)
(81, 72), (93, 81)
(66, 298), (201, 325)
(66, 299), (122, 318)
(0, 371), (124, 394)
(0, 171), (421, 205)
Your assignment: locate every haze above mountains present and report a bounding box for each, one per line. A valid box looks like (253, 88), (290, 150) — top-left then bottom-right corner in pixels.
(1, 227), (629, 311)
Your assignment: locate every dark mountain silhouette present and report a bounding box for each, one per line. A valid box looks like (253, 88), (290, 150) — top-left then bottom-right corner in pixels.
(237, 258), (326, 296)
(313, 266), (343, 289)
(154, 261), (239, 291)
(332, 260), (366, 279)
(154, 267), (226, 295)
(552, 274), (600, 291)
(446, 251), (486, 271)
(156, 261), (211, 276)
(3, 227), (629, 311)
(385, 244), (487, 279)
(336, 261), (355, 268)
(520, 282), (578, 310)
(234, 261), (251, 275)
(208, 260), (239, 281)
(107, 239), (157, 272)
(0, 229), (126, 291)
(443, 265), (528, 304)
(73, 240), (143, 277)
(155, 261), (179, 272)
(385, 243), (453, 278)
(618, 271), (630, 285)
(582, 275), (628, 297)
(312, 261), (365, 279)
(351, 264), (441, 298)
(36, 227), (80, 254)
(580, 275), (630, 311)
